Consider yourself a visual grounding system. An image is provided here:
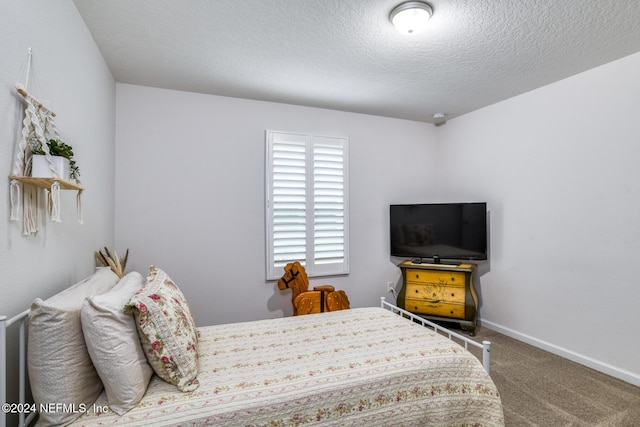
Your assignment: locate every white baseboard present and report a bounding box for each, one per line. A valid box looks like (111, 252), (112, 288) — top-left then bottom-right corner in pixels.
(481, 320), (640, 387)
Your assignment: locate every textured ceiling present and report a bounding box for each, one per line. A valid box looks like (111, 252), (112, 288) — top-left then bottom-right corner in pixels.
(73, 0), (640, 124)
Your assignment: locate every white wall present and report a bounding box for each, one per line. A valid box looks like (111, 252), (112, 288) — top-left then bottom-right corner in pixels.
(0, 0), (116, 421)
(115, 84), (437, 325)
(115, 53), (640, 385)
(437, 52), (640, 385)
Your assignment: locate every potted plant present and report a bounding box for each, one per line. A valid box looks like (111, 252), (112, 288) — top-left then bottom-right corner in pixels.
(31, 139), (80, 180)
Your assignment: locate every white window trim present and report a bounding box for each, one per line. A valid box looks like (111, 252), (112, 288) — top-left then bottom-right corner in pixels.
(265, 130), (349, 280)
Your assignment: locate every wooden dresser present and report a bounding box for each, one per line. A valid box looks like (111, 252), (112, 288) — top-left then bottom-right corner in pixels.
(397, 261), (478, 335)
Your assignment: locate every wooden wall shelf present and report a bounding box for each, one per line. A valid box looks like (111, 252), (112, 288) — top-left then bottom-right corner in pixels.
(9, 176), (84, 191)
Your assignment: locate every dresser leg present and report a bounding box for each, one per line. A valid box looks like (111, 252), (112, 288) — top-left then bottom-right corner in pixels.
(461, 323), (476, 336)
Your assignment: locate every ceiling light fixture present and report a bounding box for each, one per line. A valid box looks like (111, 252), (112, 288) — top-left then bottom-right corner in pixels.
(390, 1), (433, 35)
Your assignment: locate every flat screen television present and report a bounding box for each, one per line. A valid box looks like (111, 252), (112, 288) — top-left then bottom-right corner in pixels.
(390, 202), (487, 263)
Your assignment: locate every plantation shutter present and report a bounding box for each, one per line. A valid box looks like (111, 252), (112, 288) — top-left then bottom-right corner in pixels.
(266, 131), (349, 280)
(312, 137), (346, 272)
(270, 133), (308, 270)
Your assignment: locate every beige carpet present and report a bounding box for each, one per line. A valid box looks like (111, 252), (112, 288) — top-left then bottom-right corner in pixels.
(457, 326), (640, 426)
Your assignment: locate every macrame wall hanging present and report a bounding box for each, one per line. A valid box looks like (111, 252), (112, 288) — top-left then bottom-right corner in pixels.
(9, 49), (84, 236)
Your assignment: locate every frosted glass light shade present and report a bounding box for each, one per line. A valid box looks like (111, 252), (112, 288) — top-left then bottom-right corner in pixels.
(390, 2), (433, 35)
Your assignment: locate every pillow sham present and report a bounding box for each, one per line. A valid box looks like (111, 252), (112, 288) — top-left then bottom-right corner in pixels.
(28, 268), (119, 427)
(81, 271), (153, 415)
(126, 266), (199, 392)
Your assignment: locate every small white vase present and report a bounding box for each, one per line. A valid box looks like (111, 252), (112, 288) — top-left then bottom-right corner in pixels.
(31, 155), (70, 179)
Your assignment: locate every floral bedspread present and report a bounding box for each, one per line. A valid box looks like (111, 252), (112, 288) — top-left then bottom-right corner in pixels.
(71, 307), (504, 426)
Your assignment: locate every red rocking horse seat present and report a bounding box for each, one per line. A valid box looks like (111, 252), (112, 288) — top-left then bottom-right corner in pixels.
(277, 261), (350, 316)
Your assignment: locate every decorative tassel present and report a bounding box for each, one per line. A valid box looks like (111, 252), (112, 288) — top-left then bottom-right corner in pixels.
(10, 179), (20, 221)
(49, 181), (61, 222)
(76, 189), (84, 224)
(23, 184), (39, 236)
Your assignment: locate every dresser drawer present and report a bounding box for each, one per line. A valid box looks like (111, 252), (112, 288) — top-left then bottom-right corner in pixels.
(405, 283), (465, 304)
(398, 261), (477, 333)
(404, 298), (465, 319)
(406, 269), (465, 286)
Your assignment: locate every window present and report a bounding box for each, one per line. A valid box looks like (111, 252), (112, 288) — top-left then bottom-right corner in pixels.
(265, 131), (349, 280)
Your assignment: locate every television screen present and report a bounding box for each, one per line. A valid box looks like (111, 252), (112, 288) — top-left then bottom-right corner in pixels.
(390, 202), (487, 261)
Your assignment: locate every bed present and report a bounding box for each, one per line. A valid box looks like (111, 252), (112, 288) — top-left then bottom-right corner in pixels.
(1, 267), (504, 427)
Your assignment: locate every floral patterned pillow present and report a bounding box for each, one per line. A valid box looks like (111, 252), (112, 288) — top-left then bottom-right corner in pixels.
(126, 266), (199, 392)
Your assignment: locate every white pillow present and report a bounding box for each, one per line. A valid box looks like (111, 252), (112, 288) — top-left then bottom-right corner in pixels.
(28, 268), (119, 427)
(81, 271), (153, 415)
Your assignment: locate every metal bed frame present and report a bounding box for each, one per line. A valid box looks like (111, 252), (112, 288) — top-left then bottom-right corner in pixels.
(1, 297), (491, 427)
(380, 297), (491, 373)
(1, 309), (36, 427)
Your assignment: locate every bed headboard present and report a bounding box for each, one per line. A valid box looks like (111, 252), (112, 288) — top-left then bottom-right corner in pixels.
(0, 315), (5, 427)
(1, 309), (36, 427)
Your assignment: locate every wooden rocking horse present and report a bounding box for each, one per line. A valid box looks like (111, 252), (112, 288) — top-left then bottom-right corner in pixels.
(277, 261), (350, 316)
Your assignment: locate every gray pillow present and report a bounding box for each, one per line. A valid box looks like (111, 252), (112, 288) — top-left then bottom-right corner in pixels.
(28, 268), (119, 427)
(81, 271), (153, 415)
